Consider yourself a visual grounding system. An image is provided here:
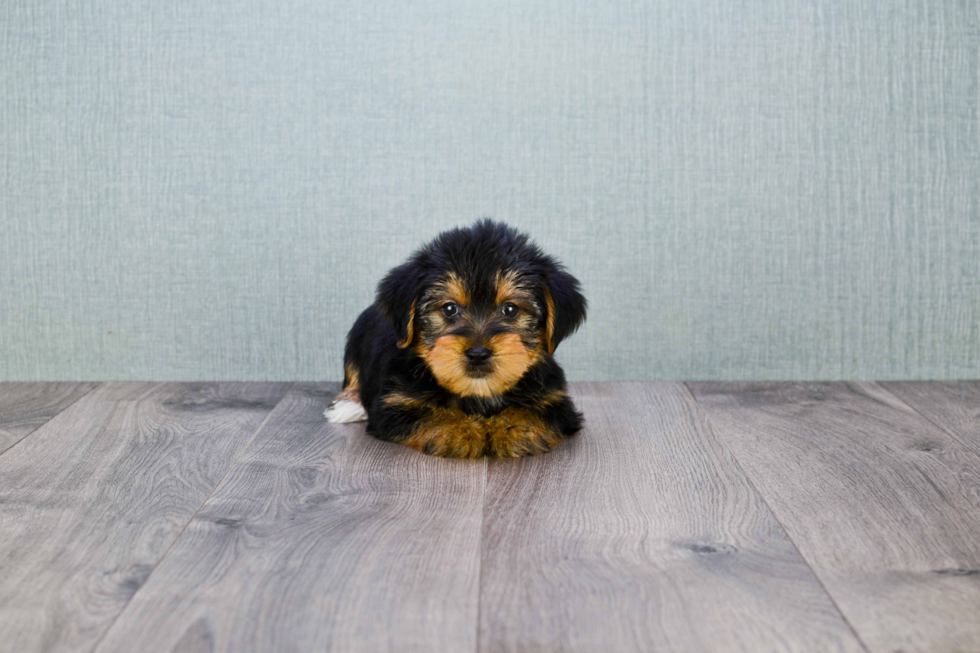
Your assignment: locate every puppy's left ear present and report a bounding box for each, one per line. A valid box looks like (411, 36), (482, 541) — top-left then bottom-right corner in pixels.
(376, 261), (425, 349)
(543, 269), (587, 355)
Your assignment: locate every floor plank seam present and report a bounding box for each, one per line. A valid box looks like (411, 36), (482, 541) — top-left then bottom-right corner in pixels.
(874, 382), (978, 452)
(680, 382), (873, 653)
(0, 382), (103, 459)
(474, 457), (488, 653)
(86, 382), (297, 653)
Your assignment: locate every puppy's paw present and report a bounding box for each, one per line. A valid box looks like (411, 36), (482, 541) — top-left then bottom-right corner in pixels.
(403, 417), (487, 459)
(324, 399), (367, 423)
(487, 409), (564, 458)
(411, 435), (486, 459)
(488, 429), (560, 458)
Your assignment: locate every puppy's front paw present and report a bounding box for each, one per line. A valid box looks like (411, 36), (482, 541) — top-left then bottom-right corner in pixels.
(488, 428), (561, 458)
(487, 409), (563, 458)
(402, 415), (486, 459)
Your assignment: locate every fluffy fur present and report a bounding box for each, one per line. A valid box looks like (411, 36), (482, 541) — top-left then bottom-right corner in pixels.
(326, 219), (587, 458)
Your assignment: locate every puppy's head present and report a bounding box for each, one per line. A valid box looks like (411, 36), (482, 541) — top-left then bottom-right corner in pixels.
(376, 220), (586, 398)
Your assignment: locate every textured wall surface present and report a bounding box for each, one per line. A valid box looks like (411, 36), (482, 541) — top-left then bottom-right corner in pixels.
(2, 0), (978, 381)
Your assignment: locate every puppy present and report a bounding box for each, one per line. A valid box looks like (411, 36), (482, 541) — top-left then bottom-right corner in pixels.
(325, 219), (587, 458)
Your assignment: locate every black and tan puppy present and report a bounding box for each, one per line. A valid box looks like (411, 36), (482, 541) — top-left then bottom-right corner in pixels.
(325, 220), (586, 458)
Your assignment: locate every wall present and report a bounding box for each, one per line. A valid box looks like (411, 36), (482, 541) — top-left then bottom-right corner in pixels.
(2, 0), (978, 381)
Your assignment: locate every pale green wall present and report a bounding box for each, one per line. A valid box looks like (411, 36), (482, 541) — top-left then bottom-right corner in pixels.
(2, 0), (978, 381)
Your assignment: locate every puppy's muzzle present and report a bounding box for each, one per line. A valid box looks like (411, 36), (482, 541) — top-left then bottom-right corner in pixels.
(464, 345), (492, 366)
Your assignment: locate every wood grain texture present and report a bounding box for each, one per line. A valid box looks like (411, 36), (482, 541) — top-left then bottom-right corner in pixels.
(0, 382), (100, 453)
(0, 382), (289, 653)
(93, 383), (487, 653)
(479, 382), (865, 653)
(881, 382), (980, 450)
(688, 382), (980, 653)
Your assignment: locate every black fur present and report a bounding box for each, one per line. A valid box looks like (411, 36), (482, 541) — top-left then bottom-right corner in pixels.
(338, 219), (587, 457)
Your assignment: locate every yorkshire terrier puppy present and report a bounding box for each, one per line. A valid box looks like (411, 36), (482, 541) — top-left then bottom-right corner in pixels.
(325, 219), (587, 458)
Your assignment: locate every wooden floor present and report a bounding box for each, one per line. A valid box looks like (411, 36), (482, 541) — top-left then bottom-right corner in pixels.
(1, 382), (978, 653)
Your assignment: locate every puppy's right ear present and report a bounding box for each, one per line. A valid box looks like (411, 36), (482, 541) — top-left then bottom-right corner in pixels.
(376, 261), (425, 349)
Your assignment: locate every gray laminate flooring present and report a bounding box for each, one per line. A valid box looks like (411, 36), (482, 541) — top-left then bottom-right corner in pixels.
(1, 382), (978, 653)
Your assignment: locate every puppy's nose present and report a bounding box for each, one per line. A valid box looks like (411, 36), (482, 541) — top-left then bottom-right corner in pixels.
(465, 345), (492, 365)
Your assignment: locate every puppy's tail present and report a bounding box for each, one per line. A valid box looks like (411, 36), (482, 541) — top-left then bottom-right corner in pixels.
(324, 363), (368, 423)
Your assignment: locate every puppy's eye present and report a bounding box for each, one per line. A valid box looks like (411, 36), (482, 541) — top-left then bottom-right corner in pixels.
(501, 302), (519, 318)
(441, 302), (459, 318)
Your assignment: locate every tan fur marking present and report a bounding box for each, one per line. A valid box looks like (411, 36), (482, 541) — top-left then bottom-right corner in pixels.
(495, 270), (520, 306)
(422, 334), (473, 393)
(486, 408), (564, 458)
(381, 392), (425, 409)
(396, 299), (417, 348)
(403, 407), (486, 458)
(422, 333), (537, 397)
(444, 272), (469, 306)
(400, 405), (564, 459)
(344, 363), (361, 390)
(483, 332), (539, 391)
(332, 386), (362, 405)
(544, 286), (557, 355)
(538, 389), (568, 407)
(331, 362), (364, 405)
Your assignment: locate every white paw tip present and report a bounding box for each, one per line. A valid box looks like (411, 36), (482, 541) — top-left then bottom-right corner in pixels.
(324, 399), (368, 423)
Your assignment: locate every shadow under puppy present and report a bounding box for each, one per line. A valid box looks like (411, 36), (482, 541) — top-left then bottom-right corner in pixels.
(325, 219), (587, 458)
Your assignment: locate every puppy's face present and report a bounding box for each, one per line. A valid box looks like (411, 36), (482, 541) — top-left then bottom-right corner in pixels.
(414, 271), (545, 398)
(375, 220), (587, 399)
